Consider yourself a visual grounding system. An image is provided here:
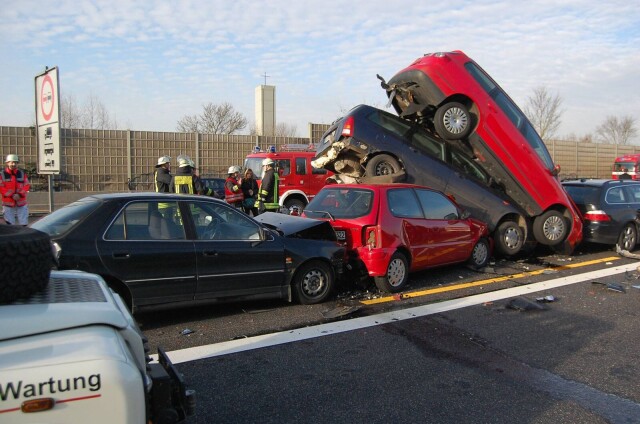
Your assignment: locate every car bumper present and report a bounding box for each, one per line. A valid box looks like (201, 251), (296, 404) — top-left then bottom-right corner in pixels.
(582, 222), (620, 245)
(355, 246), (397, 277)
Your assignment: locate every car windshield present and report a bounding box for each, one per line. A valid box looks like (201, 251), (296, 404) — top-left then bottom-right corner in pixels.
(245, 158), (264, 178)
(563, 185), (601, 205)
(31, 197), (102, 236)
(305, 188), (373, 219)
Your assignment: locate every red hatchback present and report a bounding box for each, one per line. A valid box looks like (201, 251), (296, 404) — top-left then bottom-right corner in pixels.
(303, 183), (491, 292)
(380, 50), (582, 253)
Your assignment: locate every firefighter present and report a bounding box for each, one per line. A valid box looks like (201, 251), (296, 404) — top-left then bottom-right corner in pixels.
(1, 154), (31, 225)
(255, 158), (276, 214)
(154, 155), (172, 193)
(170, 157), (196, 194)
(225, 166), (244, 209)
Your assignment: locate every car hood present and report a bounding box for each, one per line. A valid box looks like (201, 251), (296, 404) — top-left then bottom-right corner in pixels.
(254, 212), (338, 241)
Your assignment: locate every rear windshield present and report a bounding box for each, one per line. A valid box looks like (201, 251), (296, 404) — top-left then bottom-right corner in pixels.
(31, 197), (102, 236)
(305, 188), (373, 219)
(563, 185), (600, 205)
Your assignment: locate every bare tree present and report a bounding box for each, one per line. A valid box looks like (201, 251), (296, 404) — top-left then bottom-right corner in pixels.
(60, 93), (118, 129)
(595, 115), (638, 145)
(275, 122), (298, 137)
(176, 102), (247, 134)
(523, 86), (564, 141)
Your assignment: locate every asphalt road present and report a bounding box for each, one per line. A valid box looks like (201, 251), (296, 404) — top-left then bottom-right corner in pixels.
(137, 245), (640, 423)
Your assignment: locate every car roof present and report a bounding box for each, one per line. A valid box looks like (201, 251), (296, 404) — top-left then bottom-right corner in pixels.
(84, 192), (227, 202)
(562, 179), (640, 188)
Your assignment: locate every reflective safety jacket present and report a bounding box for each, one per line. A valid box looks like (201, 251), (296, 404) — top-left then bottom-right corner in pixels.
(224, 176), (244, 204)
(0, 167), (30, 207)
(155, 167), (172, 193)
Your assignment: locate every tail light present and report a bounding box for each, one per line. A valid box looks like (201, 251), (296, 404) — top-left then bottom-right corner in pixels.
(341, 116), (355, 137)
(363, 226), (377, 250)
(583, 210), (611, 222)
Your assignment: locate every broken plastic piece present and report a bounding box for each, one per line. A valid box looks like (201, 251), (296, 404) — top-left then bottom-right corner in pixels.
(180, 328), (194, 335)
(536, 295), (556, 302)
(607, 283), (626, 293)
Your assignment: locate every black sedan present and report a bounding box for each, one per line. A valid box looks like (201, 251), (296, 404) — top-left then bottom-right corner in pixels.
(31, 193), (344, 312)
(312, 104), (528, 256)
(562, 179), (640, 250)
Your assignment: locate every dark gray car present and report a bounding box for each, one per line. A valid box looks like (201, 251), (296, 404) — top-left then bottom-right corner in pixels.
(312, 104), (528, 256)
(562, 179), (640, 251)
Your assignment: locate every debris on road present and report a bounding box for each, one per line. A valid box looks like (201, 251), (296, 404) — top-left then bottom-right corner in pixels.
(322, 305), (362, 319)
(616, 245), (640, 260)
(591, 281), (626, 293)
(536, 295), (557, 303)
(507, 297), (548, 311)
(180, 328), (194, 336)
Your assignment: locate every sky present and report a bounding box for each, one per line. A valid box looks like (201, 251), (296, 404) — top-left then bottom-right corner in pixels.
(1, 0), (639, 141)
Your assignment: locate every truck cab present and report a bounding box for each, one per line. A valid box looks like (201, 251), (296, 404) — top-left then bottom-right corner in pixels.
(612, 154), (640, 180)
(244, 144), (333, 213)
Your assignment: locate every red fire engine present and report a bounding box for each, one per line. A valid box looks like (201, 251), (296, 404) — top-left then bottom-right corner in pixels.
(244, 144), (334, 213)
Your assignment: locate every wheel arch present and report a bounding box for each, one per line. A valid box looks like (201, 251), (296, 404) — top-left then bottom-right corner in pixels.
(439, 94), (478, 129)
(279, 190), (309, 207)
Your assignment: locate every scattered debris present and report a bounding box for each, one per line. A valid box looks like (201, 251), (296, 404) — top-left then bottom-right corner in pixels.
(536, 295), (557, 303)
(616, 245), (640, 260)
(632, 284), (640, 290)
(591, 281), (626, 293)
(507, 297), (548, 311)
(321, 305), (362, 319)
(180, 328), (193, 336)
(542, 269), (558, 275)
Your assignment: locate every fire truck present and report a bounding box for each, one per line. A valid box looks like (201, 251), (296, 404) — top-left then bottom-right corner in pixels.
(612, 154), (640, 180)
(244, 144), (333, 213)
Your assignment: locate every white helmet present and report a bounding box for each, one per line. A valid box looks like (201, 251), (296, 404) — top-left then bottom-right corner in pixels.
(5, 154), (19, 163)
(228, 165), (241, 174)
(262, 158), (274, 166)
(156, 155), (171, 167)
(178, 158), (191, 168)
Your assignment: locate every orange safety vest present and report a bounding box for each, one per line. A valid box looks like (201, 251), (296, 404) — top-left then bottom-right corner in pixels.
(1, 168), (30, 207)
(224, 176), (244, 204)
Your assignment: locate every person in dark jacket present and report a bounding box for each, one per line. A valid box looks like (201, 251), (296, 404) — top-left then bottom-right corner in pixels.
(154, 155), (172, 193)
(170, 156), (212, 195)
(255, 158), (276, 213)
(241, 168), (259, 215)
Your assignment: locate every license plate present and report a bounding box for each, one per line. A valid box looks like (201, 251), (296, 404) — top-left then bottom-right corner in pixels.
(335, 230), (346, 240)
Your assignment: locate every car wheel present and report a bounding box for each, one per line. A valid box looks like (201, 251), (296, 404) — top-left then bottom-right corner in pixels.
(434, 102), (472, 140)
(617, 223), (637, 251)
(0, 226), (53, 303)
(284, 198), (306, 215)
(533, 210), (567, 246)
(365, 154), (402, 177)
(495, 221), (524, 256)
(374, 251), (409, 293)
(468, 238), (490, 269)
(293, 260), (334, 305)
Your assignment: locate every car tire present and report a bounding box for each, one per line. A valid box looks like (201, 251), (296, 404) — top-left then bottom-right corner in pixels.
(284, 198), (306, 215)
(533, 210), (568, 246)
(495, 221), (524, 256)
(617, 223), (637, 251)
(293, 260), (334, 304)
(434, 102), (472, 140)
(0, 225), (53, 303)
(468, 237), (490, 269)
(365, 154), (403, 177)
(374, 251), (409, 293)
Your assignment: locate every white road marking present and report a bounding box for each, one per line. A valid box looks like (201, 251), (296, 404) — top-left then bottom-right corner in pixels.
(156, 261), (639, 364)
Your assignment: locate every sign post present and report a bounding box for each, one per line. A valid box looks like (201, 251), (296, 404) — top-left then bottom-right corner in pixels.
(35, 66), (61, 211)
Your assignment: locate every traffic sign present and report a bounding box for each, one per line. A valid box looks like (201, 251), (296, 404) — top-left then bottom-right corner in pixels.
(35, 67), (61, 174)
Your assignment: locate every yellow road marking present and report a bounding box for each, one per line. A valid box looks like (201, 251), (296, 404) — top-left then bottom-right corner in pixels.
(360, 256), (621, 305)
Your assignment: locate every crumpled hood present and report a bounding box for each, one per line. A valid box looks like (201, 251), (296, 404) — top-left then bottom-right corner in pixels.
(254, 212), (337, 241)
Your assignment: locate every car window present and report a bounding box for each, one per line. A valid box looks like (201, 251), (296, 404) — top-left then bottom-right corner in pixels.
(563, 185), (600, 205)
(276, 159), (291, 177)
(31, 197), (102, 236)
(450, 150), (489, 184)
(387, 188), (424, 219)
(410, 131), (445, 159)
(245, 158), (264, 178)
(295, 158), (306, 175)
(105, 201), (185, 240)
(415, 189), (459, 220)
(605, 187), (627, 204)
(367, 109), (412, 138)
(305, 188), (373, 219)
(189, 201), (261, 241)
(625, 184), (640, 203)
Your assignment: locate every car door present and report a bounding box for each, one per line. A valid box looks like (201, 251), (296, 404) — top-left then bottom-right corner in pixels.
(414, 188), (473, 265)
(97, 200), (197, 307)
(187, 200), (286, 300)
